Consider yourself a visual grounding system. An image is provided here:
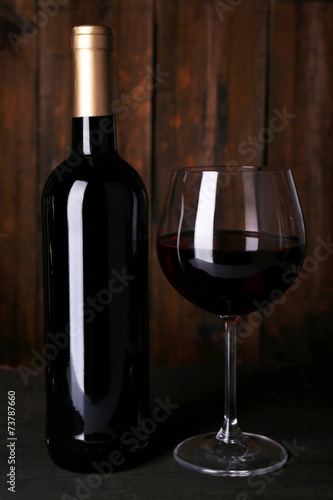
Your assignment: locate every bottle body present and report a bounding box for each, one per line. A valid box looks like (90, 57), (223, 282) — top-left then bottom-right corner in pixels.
(42, 115), (149, 471)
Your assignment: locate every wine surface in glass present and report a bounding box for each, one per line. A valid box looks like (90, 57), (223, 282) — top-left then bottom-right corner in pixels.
(157, 230), (305, 316)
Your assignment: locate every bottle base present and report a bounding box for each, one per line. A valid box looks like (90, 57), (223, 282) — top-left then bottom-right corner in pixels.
(46, 436), (150, 473)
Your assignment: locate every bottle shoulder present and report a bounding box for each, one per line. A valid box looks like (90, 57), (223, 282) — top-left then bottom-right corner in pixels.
(42, 152), (148, 204)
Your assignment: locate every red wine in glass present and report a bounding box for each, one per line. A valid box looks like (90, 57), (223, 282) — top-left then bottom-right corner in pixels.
(157, 229), (305, 316)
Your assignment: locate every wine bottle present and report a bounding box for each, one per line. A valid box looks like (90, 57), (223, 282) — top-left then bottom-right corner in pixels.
(41, 25), (149, 472)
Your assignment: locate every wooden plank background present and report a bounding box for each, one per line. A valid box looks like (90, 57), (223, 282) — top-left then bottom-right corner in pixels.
(0, 0), (332, 368)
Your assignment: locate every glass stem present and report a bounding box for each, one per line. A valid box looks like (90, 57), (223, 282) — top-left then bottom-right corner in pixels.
(216, 316), (243, 442)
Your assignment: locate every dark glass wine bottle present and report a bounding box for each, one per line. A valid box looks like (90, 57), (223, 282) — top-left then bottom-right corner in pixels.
(41, 25), (149, 472)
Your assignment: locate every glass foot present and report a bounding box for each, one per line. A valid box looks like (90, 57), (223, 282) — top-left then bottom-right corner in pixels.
(174, 432), (288, 477)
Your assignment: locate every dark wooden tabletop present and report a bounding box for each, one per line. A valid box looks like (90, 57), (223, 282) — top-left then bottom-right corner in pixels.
(0, 363), (332, 500)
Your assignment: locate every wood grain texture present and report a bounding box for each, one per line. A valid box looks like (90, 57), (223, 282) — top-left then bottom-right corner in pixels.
(0, 1), (38, 366)
(109, 0), (153, 186)
(0, 0), (332, 368)
(264, 0), (333, 365)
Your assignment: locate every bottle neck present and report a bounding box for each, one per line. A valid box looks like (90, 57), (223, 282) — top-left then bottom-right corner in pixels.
(71, 26), (116, 156)
(71, 116), (117, 156)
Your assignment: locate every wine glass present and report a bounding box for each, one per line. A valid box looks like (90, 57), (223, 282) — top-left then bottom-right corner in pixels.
(156, 166), (306, 476)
